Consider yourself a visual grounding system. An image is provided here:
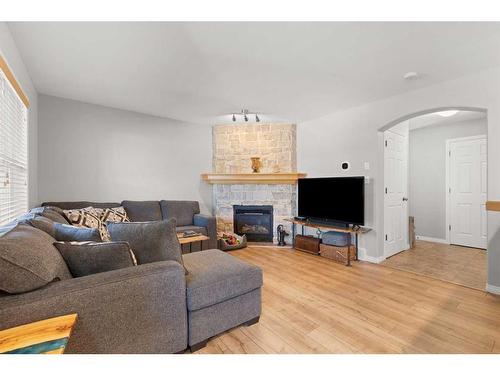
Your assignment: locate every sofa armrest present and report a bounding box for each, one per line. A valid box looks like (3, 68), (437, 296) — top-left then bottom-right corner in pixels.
(194, 213), (218, 249)
(0, 261), (187, 353)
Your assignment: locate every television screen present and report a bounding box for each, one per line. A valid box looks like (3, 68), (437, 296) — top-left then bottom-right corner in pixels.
(298, 177), (365, 225)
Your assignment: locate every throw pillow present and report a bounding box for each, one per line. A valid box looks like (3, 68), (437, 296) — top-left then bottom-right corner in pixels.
(63, 207), (110, 241)
(54, 223), (102, 242)
(28, 215), (56, 238)
(41, 208), (70, 224)
(29, 207), (69, 224)
(54, 241), (137, 277)
(0, 224), (72, 293)
(99, 206), (130, 223)
(107, 219), (184, 268)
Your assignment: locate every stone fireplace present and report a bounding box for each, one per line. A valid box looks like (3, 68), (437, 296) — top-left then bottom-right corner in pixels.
(210, 123), (298, 241)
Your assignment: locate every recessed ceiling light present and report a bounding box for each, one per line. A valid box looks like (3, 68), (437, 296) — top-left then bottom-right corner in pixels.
(403, 71), (419, 80)
(438, 110), (459, 118)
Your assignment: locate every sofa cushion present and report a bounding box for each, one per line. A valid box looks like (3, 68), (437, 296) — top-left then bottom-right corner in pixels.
(121, 201), (162, 222)
(176, 226), (208, 236)
(54, 241), (137, 277)
(160, 200), (200, 226)
(107, 219), (184, 268)
(54, 223), (102, 242)
(182, 249), (263, 311)
(0, 224), (72, 293)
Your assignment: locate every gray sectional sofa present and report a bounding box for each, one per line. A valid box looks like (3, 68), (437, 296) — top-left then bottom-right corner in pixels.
(0, 200), (263, 353)
(42, 200), (219, 251)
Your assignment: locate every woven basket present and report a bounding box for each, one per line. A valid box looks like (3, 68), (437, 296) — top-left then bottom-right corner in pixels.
(219, 234), (247, 251)
(319, 243), (356, 265)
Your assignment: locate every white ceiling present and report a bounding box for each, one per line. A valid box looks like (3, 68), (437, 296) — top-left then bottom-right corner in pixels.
(409, 110), (487, 131)
(7, 22), (500, 124)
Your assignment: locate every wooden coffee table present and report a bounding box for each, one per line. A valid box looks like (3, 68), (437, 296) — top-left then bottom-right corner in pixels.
(0, 313), (77, 354)
(177, 233), (210, 252)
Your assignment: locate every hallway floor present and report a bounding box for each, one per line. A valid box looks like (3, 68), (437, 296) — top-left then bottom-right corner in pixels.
(381, 240), (486, 290)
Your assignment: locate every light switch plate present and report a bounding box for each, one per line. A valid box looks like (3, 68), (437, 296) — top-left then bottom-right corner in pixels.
(364, 162), (370, 170)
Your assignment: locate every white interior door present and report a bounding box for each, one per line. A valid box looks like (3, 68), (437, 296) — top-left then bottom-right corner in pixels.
(448, 135), (487, 249)
(384, 122), (409, 258)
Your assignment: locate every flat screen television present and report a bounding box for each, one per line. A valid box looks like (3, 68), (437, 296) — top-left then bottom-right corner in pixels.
(298, 176), (365, 226)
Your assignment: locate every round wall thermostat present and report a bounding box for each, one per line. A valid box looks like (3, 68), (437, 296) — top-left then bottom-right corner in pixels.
(341, 161), (350, 170)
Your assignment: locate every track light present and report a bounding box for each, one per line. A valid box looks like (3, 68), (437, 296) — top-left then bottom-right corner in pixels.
(230, 109), (260, 123)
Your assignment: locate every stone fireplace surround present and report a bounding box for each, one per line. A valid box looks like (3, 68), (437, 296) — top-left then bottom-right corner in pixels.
(212, 123), (297, 240)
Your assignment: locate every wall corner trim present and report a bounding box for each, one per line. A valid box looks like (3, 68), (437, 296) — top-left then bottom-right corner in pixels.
(357, 248), (386, 264)
(486, 284), (500, 295)
(415, 236), (450, 245)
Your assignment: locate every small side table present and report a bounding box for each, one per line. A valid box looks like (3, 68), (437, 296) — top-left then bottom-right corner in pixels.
(177, 233), (210, 253)
(0, 313), (77, 354)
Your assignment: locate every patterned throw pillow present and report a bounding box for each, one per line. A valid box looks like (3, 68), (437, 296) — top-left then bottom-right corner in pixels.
(96, 207), (130, 223)
(63, 207), (110, 241)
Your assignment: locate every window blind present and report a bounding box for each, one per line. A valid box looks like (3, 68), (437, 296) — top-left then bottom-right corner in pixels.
(0, 68), (28, 226)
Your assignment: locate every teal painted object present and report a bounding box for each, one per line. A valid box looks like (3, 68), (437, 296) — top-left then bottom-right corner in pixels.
(4, 338), (68, 354)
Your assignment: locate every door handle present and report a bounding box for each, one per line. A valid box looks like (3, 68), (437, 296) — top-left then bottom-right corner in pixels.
(402, 197), (409, 201)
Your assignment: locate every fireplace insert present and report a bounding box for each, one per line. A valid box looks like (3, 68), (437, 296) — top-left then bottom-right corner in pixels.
(233, 205), (273, 242)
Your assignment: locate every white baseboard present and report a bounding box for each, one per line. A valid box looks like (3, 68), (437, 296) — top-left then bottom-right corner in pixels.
(415, 235), (449, 245)
(357, 247), (386, 264)
(486, 284), (500, 295)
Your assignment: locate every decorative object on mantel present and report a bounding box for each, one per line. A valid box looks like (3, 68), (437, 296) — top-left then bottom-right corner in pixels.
(251, 157), (262, 173)
(201, 172), (307, 184)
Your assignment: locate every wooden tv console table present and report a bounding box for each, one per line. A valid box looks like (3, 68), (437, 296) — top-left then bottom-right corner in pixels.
(284, 218), (371, 266)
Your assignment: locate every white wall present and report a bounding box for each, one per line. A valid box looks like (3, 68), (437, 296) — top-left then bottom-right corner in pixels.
(0, 23), (38, 207)
(409, 118), (487, 240)
(298, 66), (500, 289)
(38, 95), (213, 214)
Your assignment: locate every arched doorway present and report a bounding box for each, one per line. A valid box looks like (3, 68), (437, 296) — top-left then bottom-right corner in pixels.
(380, 107), (488, 290)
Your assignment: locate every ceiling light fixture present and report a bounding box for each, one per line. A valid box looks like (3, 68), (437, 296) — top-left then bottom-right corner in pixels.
(230, 109), (260, 123)
(438, 110), (459, 118)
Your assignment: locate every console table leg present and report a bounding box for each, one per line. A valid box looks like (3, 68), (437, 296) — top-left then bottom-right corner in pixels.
(355, 233), (359, 261)
(292, 223), (296, 247)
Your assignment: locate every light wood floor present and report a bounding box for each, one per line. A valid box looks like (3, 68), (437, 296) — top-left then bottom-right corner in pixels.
(196, 246), (500, 354)
(381, 240), (486, 290)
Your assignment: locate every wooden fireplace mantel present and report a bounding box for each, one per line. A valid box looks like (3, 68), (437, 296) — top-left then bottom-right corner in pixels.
(201, 172), (307, 184)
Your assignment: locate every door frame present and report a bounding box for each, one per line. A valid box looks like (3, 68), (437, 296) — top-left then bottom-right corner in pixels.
(445, 134), (487, 246)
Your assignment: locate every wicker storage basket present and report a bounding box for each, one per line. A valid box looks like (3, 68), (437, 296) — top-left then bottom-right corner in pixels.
(319, 243), (356, 265)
